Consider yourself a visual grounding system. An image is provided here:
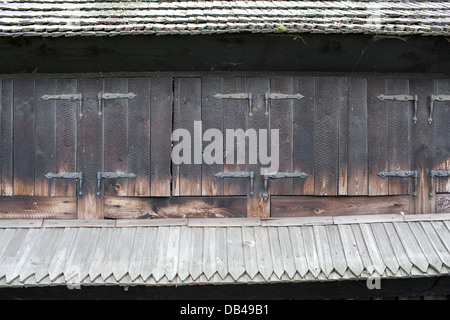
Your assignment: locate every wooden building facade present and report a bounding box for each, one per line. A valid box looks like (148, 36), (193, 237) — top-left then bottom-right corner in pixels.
(0, 0), (449, 299)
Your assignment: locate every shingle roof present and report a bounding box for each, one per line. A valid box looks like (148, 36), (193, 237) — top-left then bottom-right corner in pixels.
(0, 1), (449, 38)
(1, 214), (449, 288)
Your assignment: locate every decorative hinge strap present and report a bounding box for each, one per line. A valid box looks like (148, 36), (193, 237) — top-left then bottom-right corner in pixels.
(96, 172), (137, 197)
(214, 171), (254, 197)
(45, 172), (83, 197)
(264, 93), (304, 116)
(97, 92), (136, 117)
(377, 94), (418, 123)
(377, 170), (419, 198)
(41, 93), (83, 119)
(429, 170), (450, 199)
(429, 95), (450, 124)
(214, 93), (253, 116)
(263, 172), (309, 202)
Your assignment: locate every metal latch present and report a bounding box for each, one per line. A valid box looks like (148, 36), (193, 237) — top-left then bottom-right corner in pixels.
(264, 93), (304, 116)
(213, 93), (253, 116)
(377, 170), (419, 198)
(429, 95), (450, 124)
(45, 172), (83, 197)
(214, 171), (254, 197)
(429, 170), (450, 199)
(97, 93), (136, 117)
(262, 172), (309, 201)
(41, 94), (83, 119)
(377, 94), (418, 123)
(96, 172), (137, 197)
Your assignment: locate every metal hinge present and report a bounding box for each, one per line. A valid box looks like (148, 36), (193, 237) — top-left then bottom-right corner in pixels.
(377, 94), (418, 123)
(45, 172), (83, 197)
(41, 94), (83, 119)
(214, 171), (254, 197)
(429, 170), (450, 199)
(97, 92), (136, 117)
(213, 93), (253, 116)
(429, 95), (450, 124)
(262, 172), (309, 201)
(264, 93), (304, 116)
(96, 172), (137, 197)
(377, 170), (419, 198)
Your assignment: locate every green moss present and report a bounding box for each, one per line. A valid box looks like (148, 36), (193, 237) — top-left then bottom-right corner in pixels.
(275, 25), (288, 33)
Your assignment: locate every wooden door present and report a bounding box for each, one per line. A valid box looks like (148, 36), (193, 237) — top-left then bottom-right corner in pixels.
(0, 78), (79, 218)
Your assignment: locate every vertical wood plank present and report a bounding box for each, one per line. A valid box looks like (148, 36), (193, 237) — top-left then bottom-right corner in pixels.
(338, 77), (349, 196)
(201, 78), (223, 196)
(348, 77), (368, 196)
(222, 77), (248, 196)
(77, 78), (104, 219)
(55, 79), (78, 197)
(127, 78), (151, 197)
(269, 76), (293, 195)
(14, 78), (35, 196)
(247, 77), (270, 217)
(292, 77), (315, 195)
(314, 77), (339, 196)
(435, 79), (450, 193)
(368, 78), (389, 196)
(103, 78), (129, 197)
(387, 79), (411, 195)
(1, 79), (13, 196)
(34, 79), (56, 197)
(409, 78), (436, 213)
(150, 76), (173, 197)
(173, 77), (202, 196)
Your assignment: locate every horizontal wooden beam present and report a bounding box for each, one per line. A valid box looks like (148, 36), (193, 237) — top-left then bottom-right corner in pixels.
(0, 196), (76, 219)
(271, 195), (412, 217)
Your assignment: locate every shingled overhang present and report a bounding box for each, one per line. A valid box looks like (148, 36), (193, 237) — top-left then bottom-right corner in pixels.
(0, 0), (449, 38)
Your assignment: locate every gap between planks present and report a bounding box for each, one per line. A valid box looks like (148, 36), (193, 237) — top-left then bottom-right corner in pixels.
(0, 213), (449, 228)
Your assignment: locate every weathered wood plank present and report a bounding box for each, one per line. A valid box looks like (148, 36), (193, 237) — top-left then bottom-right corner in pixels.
(173, 77), (202, 196)
(338, 77), (349, 196)
(227, 227), (245, 280)
(301, 225), (320, 278)
(242, 226), (258, 279)
(292, 77), (315, 195)
(127, 77), (151, 197)
(152, 226), (170, 281)
(88, 227), (112, 281)
(350, 224), (377, 272)
(177, 226), (191, 281)
(1, 79), (13, 196)
(201, 77), (223, 196)
(314, 77), (339, 196)
(34, 78), (56, 197)
(436, 194), (450, 213)
(112, 227), (136, 281)
(0, 196), (76, 219)
(165, 226), (181, 281)
(202, 227), (217, 280)
(313, 225), (333, 277)
(394, 222), (429, 273)
(139, 226), (158, 281)
(337, 224), (364, 276)
(325, 225), (347, 276)
(288, 226), (309, 277)
(277, 226), (296, 278)
(368, 78), (388, 196)
(215, 227), (228, 279)
(189, 227), (204, 280)
(347, 77), (368, 196)
(271, 195), (411, 217)
(370, 223), (400, 274)
(150, 76), (173, 197)
(13, 78), (35, 196)
(48, 228), (78, 281)
(267, 227), (284, 278)
(359, 223), (386, 274)
(100, 227), (121, 280)
(409, 222), (442, 272)
(383, 222), (413, 273)
(254, 226), (273, 280)
(435, 79), (450, 193)
(420, 221), (450, 267)
(104, 196), (246, 219)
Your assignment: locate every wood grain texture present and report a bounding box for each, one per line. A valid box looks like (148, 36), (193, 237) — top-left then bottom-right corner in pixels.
(1, 79), (13, 196)
(0, 197), (76, 219)
(435, 79), (450, 194)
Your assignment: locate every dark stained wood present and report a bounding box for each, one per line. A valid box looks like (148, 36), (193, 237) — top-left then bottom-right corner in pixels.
(0, 196), (76, 219)
(77, 78), (104, 219)
(292, 77), (315, 195)
(1, 79), (13, 196)
(271, 195), (411, 217)
(55, 79), (78, 197)
(246, 77), (270, 217)
(222, 77), (248, 196)
(34, 78), (56, 197)
(150, 76), (173, 197)
(435, 79), (450, 194)
(314, 77), (339, 196)
(347, 77), (368, 196)
(387, 79), (411, 195)
(409, 78), (435, 214)
(269, 76), (293, 195)
(436, 194), (450, 213)
(103, 78), (129, 197)
(127, 77), (151, 197)
(338, 77), (349, 196)
(13, 79), (35, 196)
(172, 77), (202, 196)
(104, 196), (246, 219)
(368, 78), (389, 196)
(201, 77), (223, 196)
